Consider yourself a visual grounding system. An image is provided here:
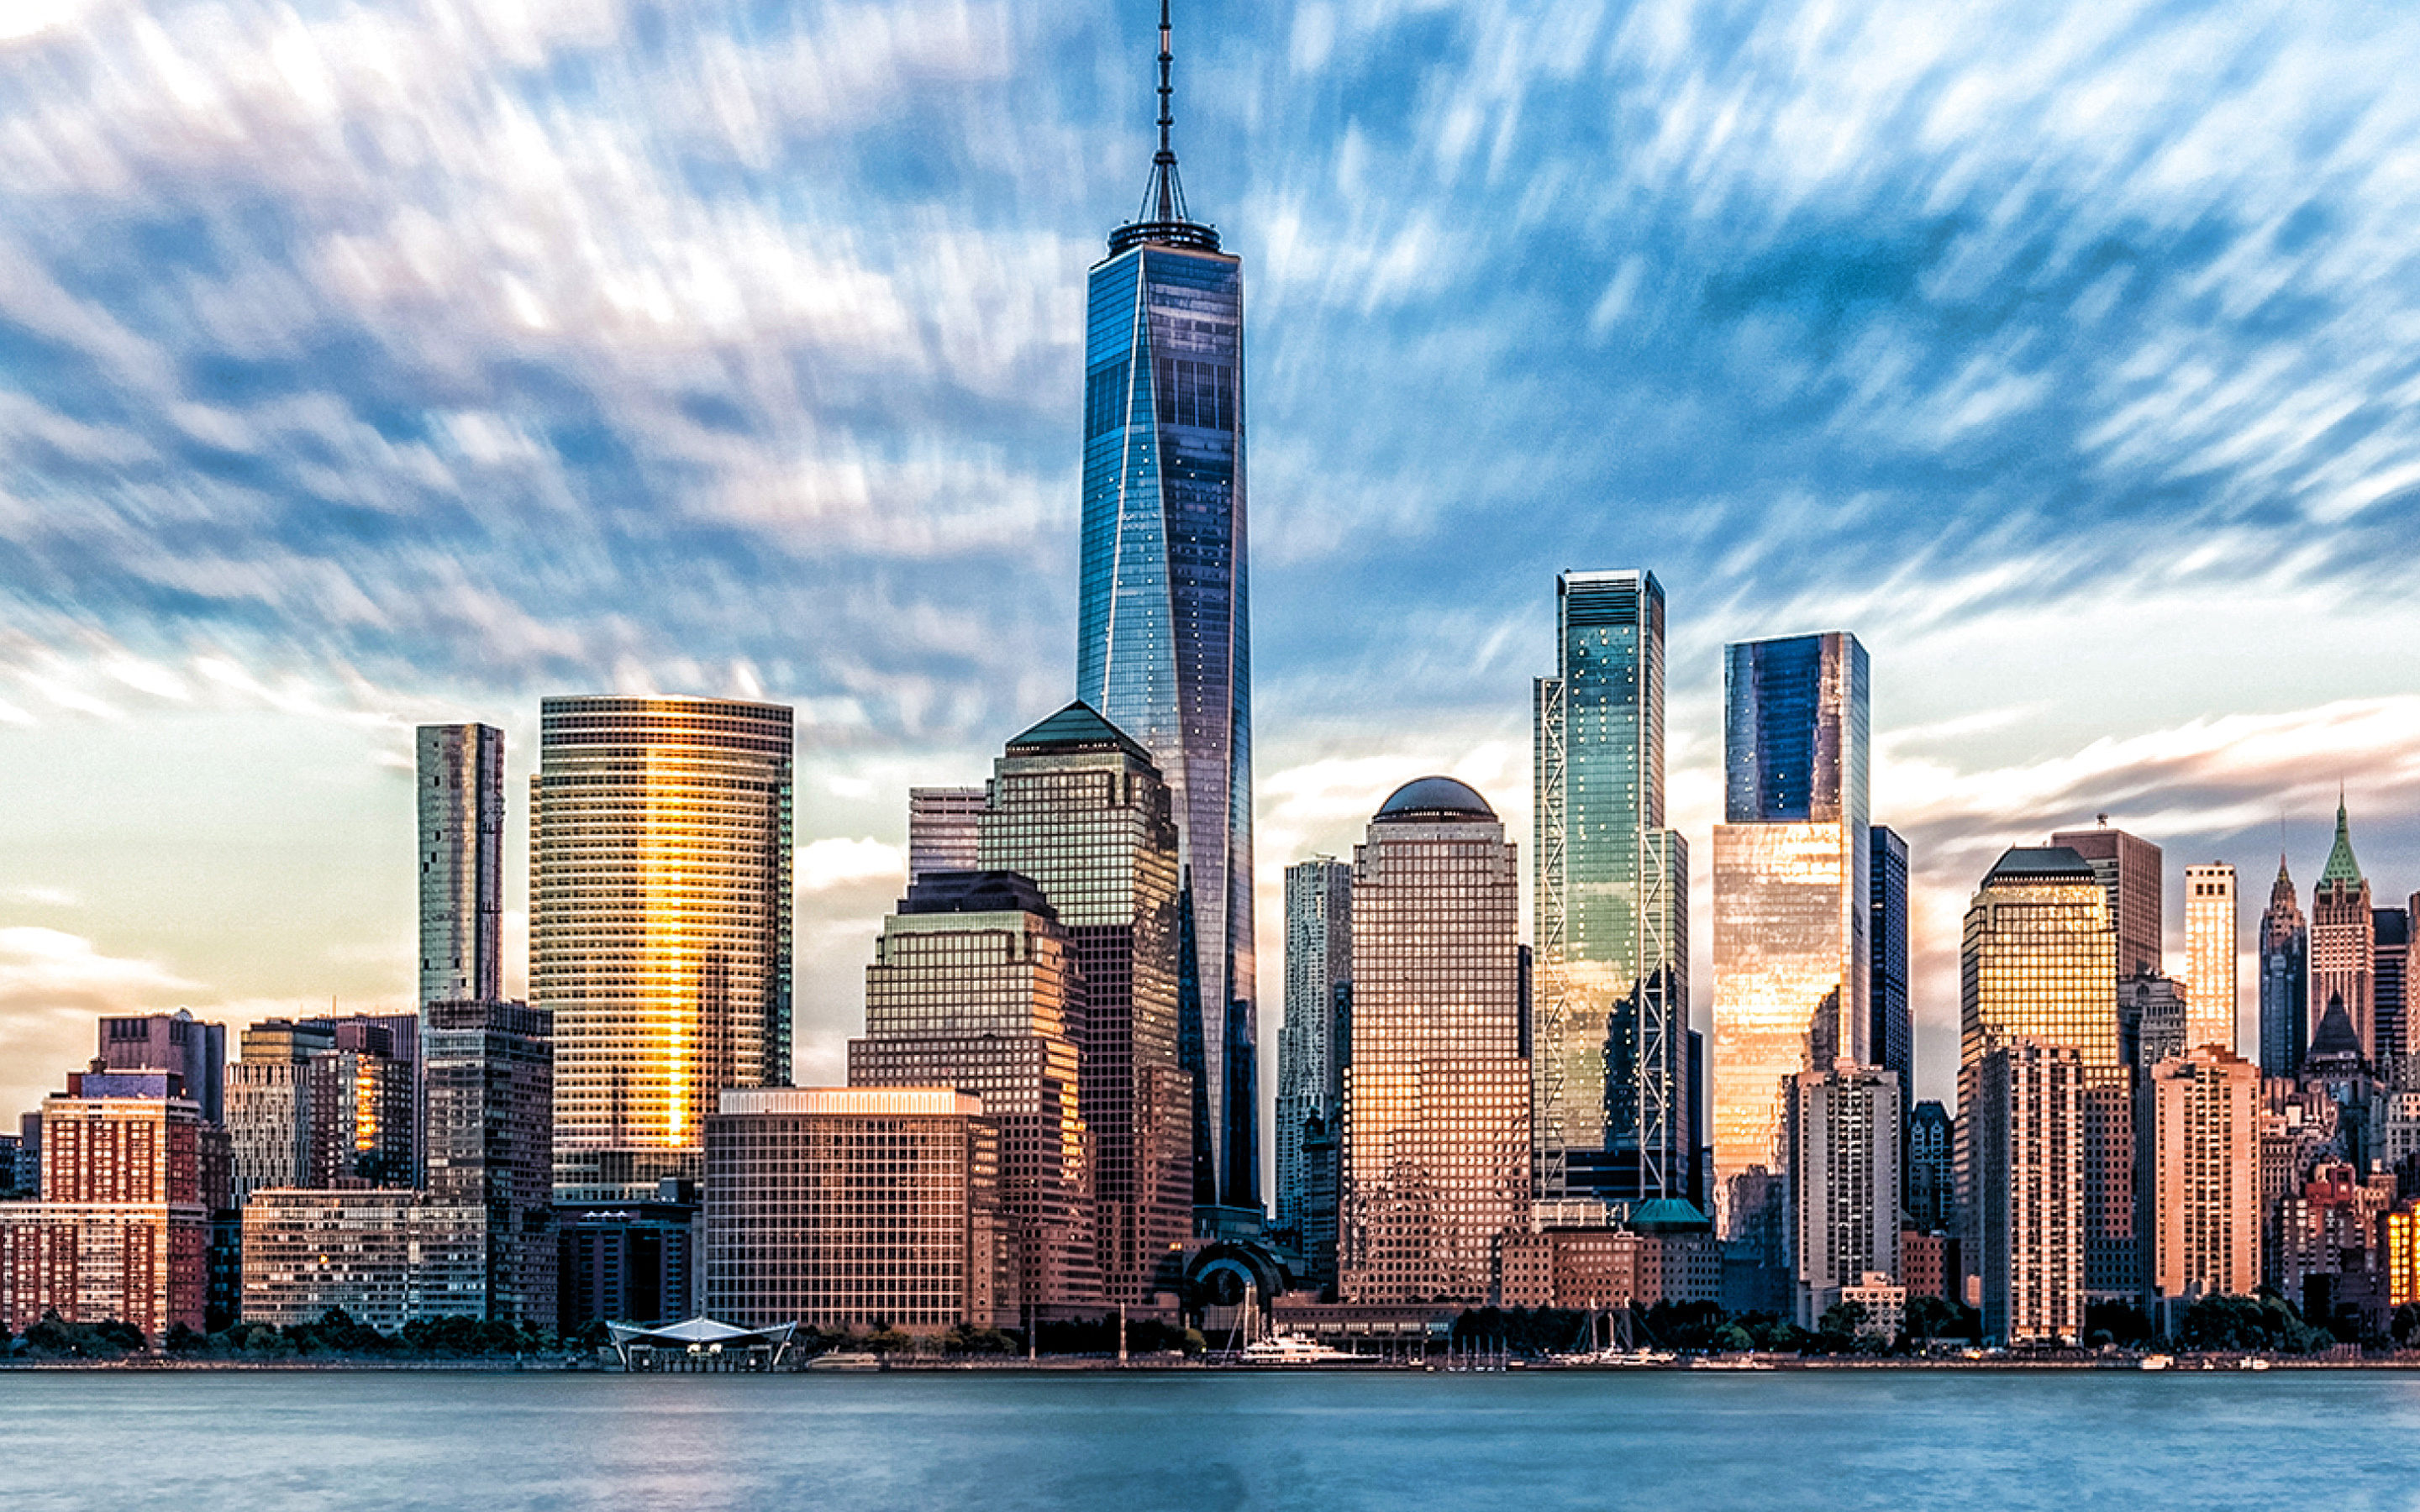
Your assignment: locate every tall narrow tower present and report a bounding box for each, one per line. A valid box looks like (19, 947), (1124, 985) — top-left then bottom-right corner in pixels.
(2181, 863), (2238, 1056)
(2311, 798), (2375, 1063)
(1075, 2), (1256, 1219)
(418, 723), (505, 1009)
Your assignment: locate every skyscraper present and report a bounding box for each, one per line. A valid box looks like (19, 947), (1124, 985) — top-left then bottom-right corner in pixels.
(850, 870), (1099, 1316)
(1074, 3), (1255, 1216)
(1274, 857), (1350, 1289)
(1534, 570), (1690, 1208)
(1338, 779), (1530, 1305)
(1960, 847), (2130, 1305)
(2373, 906), (2410, 1067)
(535, 696), (794, 1200)
(418, 723), (505, 1009)
(1786, 1063), (1901, 1328)
(2138, 1045), (2260, 1320)
(96, 1011), (226, 1127)
(1870, 827), (1912, 1113)
(2050, 821), (2164, 978)
(2310, 798), (2375, 1063)
(2260, 857), (2310, 1075)
(977, 702), (1189, 1304)
(424, 998), (555, 1325)
(907, 787), (986, 885)
(1907, 1100), (1954, 1233)
(2181, 863), (2238, 1055)
(1970, 1040), (2084, 1346)
(1712, 631), (1869, 1235)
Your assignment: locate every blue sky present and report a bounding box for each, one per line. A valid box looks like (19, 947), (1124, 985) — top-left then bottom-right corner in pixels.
(3, 0), (2418, 1132)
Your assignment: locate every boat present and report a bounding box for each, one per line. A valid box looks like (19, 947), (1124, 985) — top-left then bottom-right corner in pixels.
(1690, 1356), (1776, 1371)
(2139, 1354), (2172, 1372)
(1239, 1332), (1360, 1365)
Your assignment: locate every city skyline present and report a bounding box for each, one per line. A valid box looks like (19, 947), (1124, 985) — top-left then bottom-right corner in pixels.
(6, 2), (2420, 1184)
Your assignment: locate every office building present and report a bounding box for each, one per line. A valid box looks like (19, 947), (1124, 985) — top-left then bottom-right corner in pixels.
(1074, 8), (1256, 1215)
(703, 1087), (1000, 1332)
(1533, 570), (1692, 1208)
(96, 1011), (226, 1126)
(1787, 1063), (1901, 1328)
(2309, 798), (2375, 1064)
(2050, 820), (2164, 977)
(1870, 827), (1912, 1111)
(557, 1182), (699, 1331)
(2375, 906), (2411, 1068)
(424, 998), (555, 1325)
(224, 1019), (413, 1199)
(907, 787), (986, 884)
(240, 1190), (487, 1331)
(1970, 1041), (2084, 1346)
(1907, 1100), (1954, 1232)
(978, 703), (1190, 1301)
(1712, 632), (1869, 1236)
(1337, 779), (1530, 1305)
(1497, 1204), (1721, 1310)
(535, 696), (794, 1200)
(2120, 971), (2189, 1073)
(1274, 857), (1351, 1289)
(1960, 848), (2131, 1305)
(418, 723), (505, 1009)
(0, 1068), (217, 1338)
(2260, 856), (2311, 1075)
(2138, 1047), (2260, 1320)
(2182, 864), (2238, 1056)
(850, 869), (1100, 1315)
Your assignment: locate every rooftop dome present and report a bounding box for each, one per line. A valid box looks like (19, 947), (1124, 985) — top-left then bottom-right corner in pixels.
(1375, 776), (1496, 823)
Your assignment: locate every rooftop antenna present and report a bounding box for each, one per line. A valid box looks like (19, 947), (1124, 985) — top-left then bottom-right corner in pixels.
(1113, 1), (1217, 251)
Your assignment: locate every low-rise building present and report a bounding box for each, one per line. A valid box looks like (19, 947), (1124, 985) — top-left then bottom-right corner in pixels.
(1838, 1272), (1905, 1339)
(239, 1190), (487, 1333)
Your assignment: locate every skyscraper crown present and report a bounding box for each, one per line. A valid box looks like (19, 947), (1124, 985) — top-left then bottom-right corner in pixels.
(2319, 796), (2363, 888)
(1108, 1), (1220, 255)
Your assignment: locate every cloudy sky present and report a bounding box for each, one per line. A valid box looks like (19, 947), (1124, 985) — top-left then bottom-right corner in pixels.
(3, 0), (2417, 1143)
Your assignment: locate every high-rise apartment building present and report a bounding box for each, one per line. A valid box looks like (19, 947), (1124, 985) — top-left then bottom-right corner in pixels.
(1337, 779), (1530, 1305)
(1274, 857), (1350, 1289)
(703, 1087), (1000, 1332)
(224, 1019), (413, 1198)
(978, 702), (1189, 1303)
(2050, 821), (2164, 978)
(1534, 570), (1691, 1210)
(2138, 1046), (2260, 1319)
(96, 1011), (226, 1126)
(2310, 799), (2375, 1066)
(534, 696), (794, 1200)
(424, 998), (555, 1325)
(1960, 848), (2131, 1305)
(1074, 9), (1255, 1215)
(1712, 632), (1869, 1236)
(418, 723), (505, 1009)
(1870, 827), (1912, 1113)
(2182, 864), (2238, 1056)
(1907, 1100), (1954, 1232)
(239, 1189), (487, 1331)
(2260, 857), (2310, 1076)
(2374, 906), (2410, 1068)
(850, 870), (1099, 1316)
(907, 787), (986, 884)
(1786, 1063), (1901, 1328)
(1970, 1041), (2084, 1346)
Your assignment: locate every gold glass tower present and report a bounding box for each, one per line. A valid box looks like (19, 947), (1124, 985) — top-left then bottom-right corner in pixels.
(535, 696), (794, 1200)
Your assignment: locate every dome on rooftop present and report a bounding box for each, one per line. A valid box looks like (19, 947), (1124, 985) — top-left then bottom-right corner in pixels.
(1375, 776), (1497, 822)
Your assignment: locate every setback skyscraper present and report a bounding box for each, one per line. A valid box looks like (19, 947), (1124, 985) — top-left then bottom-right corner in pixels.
(1074, 3), (1256, 1217)
(2049, 821), (2164, 978)
(1712, 631), (1870, 1236)
(1533, 570), (1691, 1207)
(418, 723), (505, 1009)
(2260, 856), (2310, 1075)
(1274, 857), (1350, 1289)
(535, 696), (795, 1200)
(2310, 799), (2375, 1063)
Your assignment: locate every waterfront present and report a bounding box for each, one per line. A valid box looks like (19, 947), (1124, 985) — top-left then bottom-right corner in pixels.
(6, 1372), (2420, 1509)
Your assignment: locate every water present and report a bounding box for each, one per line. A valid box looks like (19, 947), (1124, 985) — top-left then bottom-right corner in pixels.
(6, 1369), (2419, 1509)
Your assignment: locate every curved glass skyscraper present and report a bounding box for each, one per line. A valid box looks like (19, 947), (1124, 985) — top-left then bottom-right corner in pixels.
(1076, 4), (1255, 1216)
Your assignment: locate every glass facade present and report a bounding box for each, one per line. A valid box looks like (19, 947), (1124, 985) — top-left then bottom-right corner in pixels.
(1711, 632), (1868, 1236)
(424, 998), (556, 1326)
(977, 703), (1191, 1304)
(2259, 857), (2310, 1074)
(1338, 779), (1529, 1305)
(417, 724), (504, 1010)
(1274, 857), (1350, 1288)
(1532, 570), (1691, 1207)
(1076, 221), (1255, 1214)
(2049, 824), (2165, 979)
(534, 696), (794, 1200)
(1870, 826), (1912, 1113)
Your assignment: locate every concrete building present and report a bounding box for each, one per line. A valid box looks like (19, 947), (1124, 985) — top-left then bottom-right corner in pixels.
(1787, 1063), (1901, 1327)
(1274, 857), (1351, 1289)
(535, 696), (794, 1200)
(1900, 1228), (1959, 1304)
(2120, 971), (2190, 1074)
(907, 786), (986, 884)
(1338, 779), (1531, 1305)
(2271, 1162), (2397, 1320)
(2049, 820), (2164, 978)
(2260, 857), (2311, 1076)
(2182, 864), (2238, 1057)
(2310, 799), (2375, 1064)
(850, 869), (1101, 1316)
(702, 1088), (1000, 1333)
(224, 1019), (413, 1199)
(424, 998), (555, 1325)
(1713, 633), (1870, 1243)
(1496, 1204), (1721, 1311)
(1839, 1273), (1906, 1339)
(977, 702), (1190, 1300)
(1970, 1041), (2084, 1346)
(2139, 1047), (2260, 1323)
(96, 1011), (226, 1126)
(240, 1190), (487, 1331)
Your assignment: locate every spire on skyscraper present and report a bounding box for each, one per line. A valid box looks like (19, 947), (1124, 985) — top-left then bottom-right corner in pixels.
(2321, 794), (2362, 886)
(1113, 1), (1219, 254)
